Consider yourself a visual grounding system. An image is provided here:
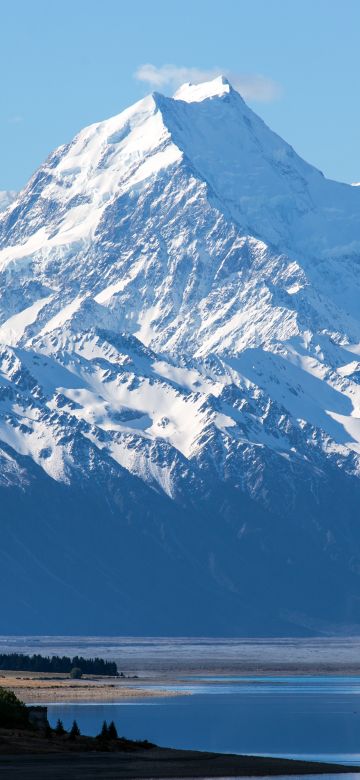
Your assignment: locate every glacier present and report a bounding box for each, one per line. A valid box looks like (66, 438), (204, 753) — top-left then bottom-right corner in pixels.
(1, 76), (360, 635)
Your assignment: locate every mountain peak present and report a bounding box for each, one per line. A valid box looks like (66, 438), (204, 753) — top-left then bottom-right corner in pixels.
(2, 74), (360, 636)
(173, 75), (232, 103)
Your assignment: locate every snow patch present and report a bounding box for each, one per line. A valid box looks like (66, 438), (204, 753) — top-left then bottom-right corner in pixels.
(0, 296), (53, 346)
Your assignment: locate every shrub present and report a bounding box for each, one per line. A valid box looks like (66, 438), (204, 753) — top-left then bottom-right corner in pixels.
(69, 667), (82, 679)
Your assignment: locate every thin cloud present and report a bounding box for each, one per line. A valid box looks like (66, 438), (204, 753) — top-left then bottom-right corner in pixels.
(8, 115), (24, 124)
(134, 64), (281, 102)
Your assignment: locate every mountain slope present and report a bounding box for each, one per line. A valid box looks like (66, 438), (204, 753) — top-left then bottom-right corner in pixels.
(1, 76), (360, 634)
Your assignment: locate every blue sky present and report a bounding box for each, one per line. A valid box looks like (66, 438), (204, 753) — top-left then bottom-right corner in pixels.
(1, 0), (359, 190)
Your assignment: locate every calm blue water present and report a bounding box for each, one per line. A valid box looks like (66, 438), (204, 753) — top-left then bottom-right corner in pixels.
(45, 675), (360, 765)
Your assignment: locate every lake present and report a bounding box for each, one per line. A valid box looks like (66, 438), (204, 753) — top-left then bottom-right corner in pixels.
(4, 636), (360, 773)
(46, 675), (360, 766)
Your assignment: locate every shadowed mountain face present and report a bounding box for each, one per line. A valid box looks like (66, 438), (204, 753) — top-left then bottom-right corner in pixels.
(1, 76), (360, 635)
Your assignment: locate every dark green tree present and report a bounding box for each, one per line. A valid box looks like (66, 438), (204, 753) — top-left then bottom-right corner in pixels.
(98, 720), (109, 739)
(69, 719), (81, 739)
(108, 720), (118, 739)
(0, 653), (117, 676)
(55, 718), (66, 736)
(0, 689), (29, 728)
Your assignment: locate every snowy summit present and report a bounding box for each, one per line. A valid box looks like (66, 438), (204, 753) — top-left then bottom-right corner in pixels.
(173, 74), (232, 102)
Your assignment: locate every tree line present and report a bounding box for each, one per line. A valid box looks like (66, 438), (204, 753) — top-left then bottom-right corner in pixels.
(0, 652), (117, 676)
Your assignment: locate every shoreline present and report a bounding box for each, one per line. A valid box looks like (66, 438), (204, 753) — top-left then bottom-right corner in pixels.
(0, 740), (358, 779)
(3, 664), (360, 704)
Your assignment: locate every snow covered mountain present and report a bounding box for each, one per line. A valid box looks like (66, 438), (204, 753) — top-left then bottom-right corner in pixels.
(1, 76), (360, 635)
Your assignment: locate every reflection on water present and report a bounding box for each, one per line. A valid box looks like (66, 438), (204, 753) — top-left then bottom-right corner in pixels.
(46, 675), (360, 765)
(143, 675), (360, 695)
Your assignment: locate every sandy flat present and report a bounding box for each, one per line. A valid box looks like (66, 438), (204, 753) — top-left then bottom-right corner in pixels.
(0, 674), (185, 703)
